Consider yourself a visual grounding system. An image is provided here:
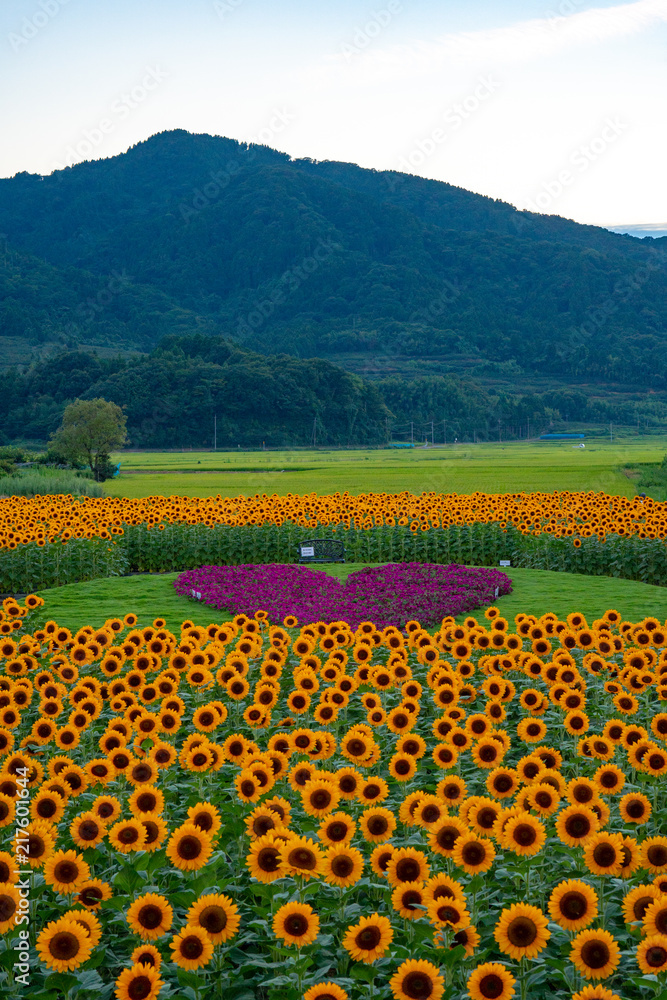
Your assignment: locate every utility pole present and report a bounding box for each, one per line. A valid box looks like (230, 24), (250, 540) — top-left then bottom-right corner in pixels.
(214, 414), (217, 451)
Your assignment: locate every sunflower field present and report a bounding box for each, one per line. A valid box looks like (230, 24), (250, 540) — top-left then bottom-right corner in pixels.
(1, 490), (667, 593)
(0, 584), (667, 1000)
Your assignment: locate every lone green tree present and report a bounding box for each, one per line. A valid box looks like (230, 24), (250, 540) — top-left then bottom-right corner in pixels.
(50, 399), (127, 481)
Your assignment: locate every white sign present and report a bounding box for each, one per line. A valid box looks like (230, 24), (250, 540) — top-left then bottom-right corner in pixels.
(190, 589), (203, 600)
(300, 546), (315, 557)
(499, 560), (511, 567)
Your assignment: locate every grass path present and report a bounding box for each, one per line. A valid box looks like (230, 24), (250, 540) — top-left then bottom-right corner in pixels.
(34, 564), (667, 631)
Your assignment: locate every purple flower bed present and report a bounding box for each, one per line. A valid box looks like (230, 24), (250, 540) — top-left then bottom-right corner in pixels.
(174, 563), (512, 628)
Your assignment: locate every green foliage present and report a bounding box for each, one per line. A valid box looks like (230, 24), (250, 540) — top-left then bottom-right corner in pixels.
(3, 522), (667, 594)
(2, 468), (104, 498)
(50, 398), (127, 479)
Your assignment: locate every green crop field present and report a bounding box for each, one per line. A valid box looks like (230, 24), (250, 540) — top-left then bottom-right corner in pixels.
(34, 564), (667, 633)
(106, 436), (667, 500)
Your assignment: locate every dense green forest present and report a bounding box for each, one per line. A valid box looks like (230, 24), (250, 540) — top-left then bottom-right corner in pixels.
(2, 339), (666, 449)
(0, 129), (665, 389)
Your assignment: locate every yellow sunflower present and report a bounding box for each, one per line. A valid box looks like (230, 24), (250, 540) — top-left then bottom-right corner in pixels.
(583, 833), (625, 877)
(165, 823), (213, 871)
(548, 880), (598, 931)
(452, 834), (495, 875)
(303, 985), (348, 1000)
(359, 806), (396, 843)
(386, 847), (430, 887)
(36, 917), (93, 971)
(246, 834), (285, 884)
(636, 934), (667, 975)
(114, 962), (163, 1000)
(342, 912), (393, 962)
(43, 849), (90, 894)
(466, 962), (516, 1000)
(390, 959), (445, 1000)
(170, 925), (214, 969)
(186, 893), (240, 944)
(272, 901), (319, 947)
(323, 844), (364, 887)
(427, 895), (471, 929)
(126, 893), (173, 940)
(494, 903), (550, 960)
(571, 929), (621, 980)
(0, 883), (21, 933)
(318, 811), (355, 847)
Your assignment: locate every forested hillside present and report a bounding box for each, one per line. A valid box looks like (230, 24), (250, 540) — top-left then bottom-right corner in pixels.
(0, 129), (665, 387)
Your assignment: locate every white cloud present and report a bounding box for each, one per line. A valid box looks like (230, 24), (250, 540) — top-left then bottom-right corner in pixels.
(321, 0), (667, 82)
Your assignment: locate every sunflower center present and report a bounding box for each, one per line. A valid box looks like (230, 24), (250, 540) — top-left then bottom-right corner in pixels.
(437, 904), (460, 923)
(240, 780), (255, 797)
(181, 935), (204, 959)
(327, 821), (348, 842)
(421, 805), (440, 824)
(54, 861), (79, 883)
(507, 916), (538, 947)
(479, 745), (497, 762)
(493, 775), (512, 793)
(118, 827), (139, 844)
(143, 821), (159, 844)
(331, 855), (354, 878)
(401, 970), (434, 999)
(78, 821), (100, 841)
(395, 759), (411, 775)
(565, 815), (591, 839)
(512, 824), (537, 847)
(200, 905), (226, 933)
(648, 845), (667, 867)
(0, 894), (17, 921)
(477, 808), (497, 829)
(462, 843), (485, 866)
(284, 914), (308, 936)
(356, 925), (382, 949)
(573, 786), (593, 803)
(535, 792), (552, 808)
(560, 891), (587, 920)
(593, 844), (617, 867)
(178, 836), (202, 860)
(347, 739), (366, 757)
(395, 858), (421, 882)
(310, 790), (332, 810)
(436, 826), (460, 851)
(288, 848), (316, 870)
(653, 908), (667, 934)
(132, 765), (152, 782)
(138, 904), (163, 930)
(49, 930), (80, 960)
(580, 940), (610, 969)
(256, 846), (280, 872)
(253, 816), (275, 836)
(368, 816), (389, 836)
(646, 945), (667, 968)
(136, 793), (157, 812)
(626, 799), (646, 818)
(37, 799), (57, 818)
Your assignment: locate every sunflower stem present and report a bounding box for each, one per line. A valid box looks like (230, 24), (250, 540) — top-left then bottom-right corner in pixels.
(520, 956), (527, 1000)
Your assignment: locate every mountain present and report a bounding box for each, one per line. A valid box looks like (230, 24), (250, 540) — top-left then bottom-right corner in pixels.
(0, 128), (665, 389)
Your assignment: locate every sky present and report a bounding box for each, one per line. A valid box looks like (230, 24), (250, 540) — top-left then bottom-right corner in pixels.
(1, 0), (666, 228)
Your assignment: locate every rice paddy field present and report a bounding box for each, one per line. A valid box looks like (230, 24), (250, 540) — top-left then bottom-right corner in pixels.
(106, 438), (667, 501)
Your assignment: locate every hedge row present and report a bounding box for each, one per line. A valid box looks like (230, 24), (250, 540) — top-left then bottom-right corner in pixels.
(2, 522), (667, 594)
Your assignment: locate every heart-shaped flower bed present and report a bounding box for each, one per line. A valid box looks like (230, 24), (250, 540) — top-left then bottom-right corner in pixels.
(174, 563), (512, 628)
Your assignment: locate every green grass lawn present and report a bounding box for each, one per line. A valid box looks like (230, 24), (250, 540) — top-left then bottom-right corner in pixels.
(34, 564), (667, 632)
(105, 438), (667, 500)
